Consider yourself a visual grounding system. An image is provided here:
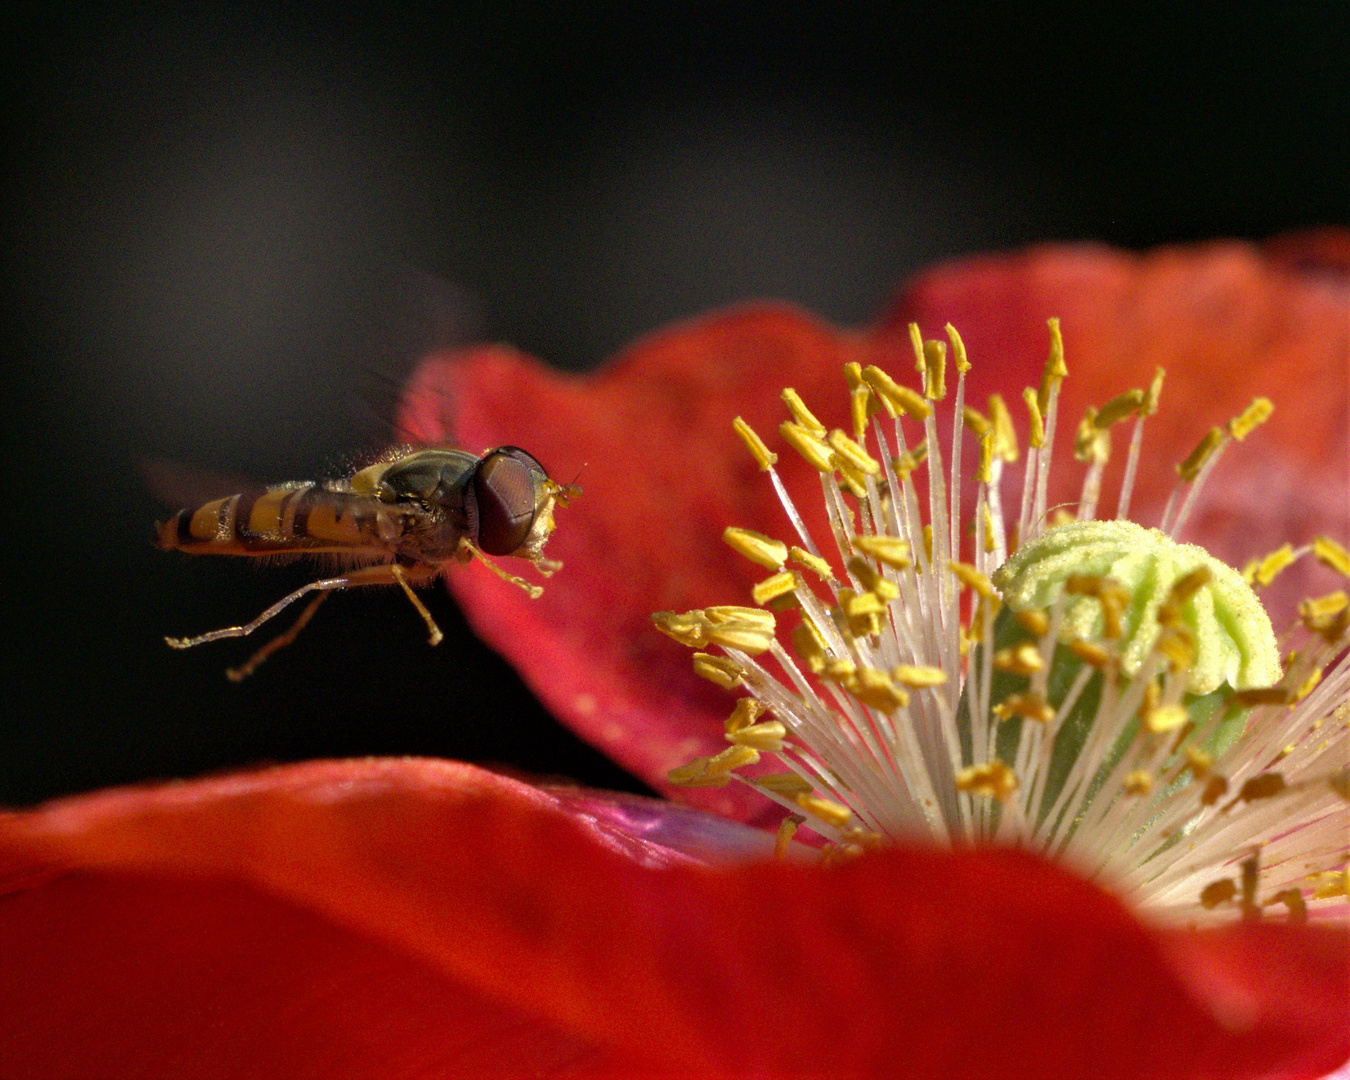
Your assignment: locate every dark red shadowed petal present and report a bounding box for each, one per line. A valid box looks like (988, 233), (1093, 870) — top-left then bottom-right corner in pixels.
(879, 233), (1350, 609)
(1, 760), (1346, 1079)
(400, 306), (863, 819)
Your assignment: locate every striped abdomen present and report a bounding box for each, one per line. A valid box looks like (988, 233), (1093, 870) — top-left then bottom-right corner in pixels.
(157, 485), (399, 557)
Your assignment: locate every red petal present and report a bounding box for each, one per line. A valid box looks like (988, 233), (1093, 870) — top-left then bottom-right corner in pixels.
(880, 233), (1350, 612)
(2, 760), (1346, 1079)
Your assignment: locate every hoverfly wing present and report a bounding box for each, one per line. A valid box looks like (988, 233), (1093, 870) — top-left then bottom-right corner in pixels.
(137, 454), (267, 512)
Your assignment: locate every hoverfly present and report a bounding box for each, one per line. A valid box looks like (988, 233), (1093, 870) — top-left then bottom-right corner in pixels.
(158, 445), (579, 680)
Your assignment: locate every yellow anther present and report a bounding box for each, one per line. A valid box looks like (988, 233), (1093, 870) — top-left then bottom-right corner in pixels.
(892, 664), (947, 688)
(1235, 773), (1287, 803)
(850, 386), (871, 439)
(823, 654), (858, 681)
(706, 623), (776, 655)
(1047, 507), (1075, 529)
(1067, 639), (1112, 668)
(843, 361), (864, 391)
(1145, 703), (1189, 734)
(728, 720), (787, 752)
(955, 761), (1018, 801)
(892, 439), (929, 480)
(1155, 626), (1196, 673)
(703, 605), (775, 630)
(692, 652), (744, 689)
(732, 416), (778, 471)
(723, 526), (789, 569)
(780, 421), (836, 472)
(1185, 746), (1213, 779)
(1201, 775), (1229, 806)
(760, 773), (815, 797)
(1200, 879), (1238, 908)
(993, 642), (1044, 676)
(789, 546), (836, 581)
(827, 429), (881, 475)
(1167, 566), (1213, 608)
(846, 666), (909, 711)
(1123, 770), (1154, 795)
(795, 793), (853, 828)
(652, 610), (713, 648)
(962, 405), (991, 436)
(1022, 386), (1046, 448)
(949, 561), (997, 599)
(1141, 367), (1165, 416)
(861, 365), (932, 420)
(845, 556), (900, 600)
(1015, 609), (1051, 637)
(834, 462), (867, 499)
(851, 534), (912, 569)
(1243, 544), (1296, 587)
(977, 429), (995, 484)
(781, 387), (827, 438)
(986, 393), (1019, 462)
(664, 606), (773, 654)
(791, 618), (829, 673)
(1074, 407), (1110, 464)
(1036, 317), (1067, 415)
(1301, 591), (1349, 624)
(843, 591), (886, 619)
(1064, 575), (1129, 639)
(908, 322), (925, 376)
(1232, 686), (1295, 707)
(1293, 666), (1322, 702)
(667, 757), (730, 788)
(1228, 397), (1273, 441)
(923, 525), (934, 564)
(724, 697), (765, 733)
(1094, 388), (1145, 429)
(922, 339), (947, 400)
(982, 504), (997, 552)
(774, 814), (804, 859)
(1313, 869), (1350, 899)
(1266, 888), (1307, 924)
(1177, 426), (1226, 482)
(705, 744), (761, 776)
(992, 692), (1055, 725)
(1141, 679), (1161, 717)
(945, 323), (971, 374)
(1313, 536), (1350, 578)
(752, 570), (799, 607)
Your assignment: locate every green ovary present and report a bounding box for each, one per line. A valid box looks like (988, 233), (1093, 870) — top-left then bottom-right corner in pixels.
(991, 520), (1281, 695)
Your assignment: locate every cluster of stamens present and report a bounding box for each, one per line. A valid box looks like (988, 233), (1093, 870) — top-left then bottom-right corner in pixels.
(653, 320), (1350, 922)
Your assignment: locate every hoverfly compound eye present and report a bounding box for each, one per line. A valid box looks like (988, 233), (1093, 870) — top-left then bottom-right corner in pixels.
(472, 449), (544, 555)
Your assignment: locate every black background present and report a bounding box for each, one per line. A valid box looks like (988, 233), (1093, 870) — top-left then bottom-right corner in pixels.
(2, 3), (1346, 806)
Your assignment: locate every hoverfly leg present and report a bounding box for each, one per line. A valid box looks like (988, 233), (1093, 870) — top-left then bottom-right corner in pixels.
(165, 574), (353, 652)
(389, 562), (444, 647)
(166, 562), (445, 679)
(456, 538), (544, 599)
(226, 590), (332, 682)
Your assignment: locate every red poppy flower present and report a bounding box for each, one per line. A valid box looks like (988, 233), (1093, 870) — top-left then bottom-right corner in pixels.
(2, 235), (1347, 1078)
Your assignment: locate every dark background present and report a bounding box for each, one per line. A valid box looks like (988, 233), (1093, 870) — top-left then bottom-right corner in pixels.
(2, 3), (1346, 806)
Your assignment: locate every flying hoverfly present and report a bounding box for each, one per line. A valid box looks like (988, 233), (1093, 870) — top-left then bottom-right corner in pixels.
(157, 445), (579, 680)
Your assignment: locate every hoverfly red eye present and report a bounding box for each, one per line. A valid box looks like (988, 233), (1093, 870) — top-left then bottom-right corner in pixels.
(472, 450), (540, 555)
